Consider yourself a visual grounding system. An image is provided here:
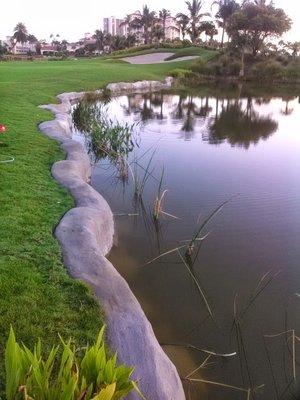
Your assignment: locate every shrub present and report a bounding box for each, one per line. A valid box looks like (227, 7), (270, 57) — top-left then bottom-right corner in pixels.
(169, 68), (194, 79)
(5, 327), (143, 400)
(284, 60), (300, 79)
(190, 58), (207, 74)
(250, 60), (284, 80)
(190, 55), (241, 77)
(212, 54), (241, 76)
(110, 45), (154, 56)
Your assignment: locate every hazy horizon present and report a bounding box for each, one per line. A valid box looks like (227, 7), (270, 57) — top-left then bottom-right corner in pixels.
(2, 0), (299, 43)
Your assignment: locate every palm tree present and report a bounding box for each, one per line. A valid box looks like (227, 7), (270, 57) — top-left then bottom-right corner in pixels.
(131, 6), (157, 44)
(50, 34), (60, 49)
(200, 21), (218, 43)
(177, 0), (210, 44)
(27, 34), (37, 43)
(159, 9), (171, 42)
(120, 15), (133, 36)
(93, 30), (105, 52)
(287, 41), (300, 60)
(13, 23), (28, 44)
(212, 0), (239, 47)
(152, 25), (164, 43)
(176, 14), (190, 40)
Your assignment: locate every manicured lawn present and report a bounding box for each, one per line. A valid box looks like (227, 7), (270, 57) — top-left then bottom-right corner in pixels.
(0, 57), (193, 393)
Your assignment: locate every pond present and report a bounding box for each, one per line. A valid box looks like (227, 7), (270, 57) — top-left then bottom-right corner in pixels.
(73, 85), (300, 400)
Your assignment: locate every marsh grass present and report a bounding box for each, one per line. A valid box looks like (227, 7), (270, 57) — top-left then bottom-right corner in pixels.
(72, 101), (137, 163)
(152, 167), (178, 221)
(132, 150), (156, 198)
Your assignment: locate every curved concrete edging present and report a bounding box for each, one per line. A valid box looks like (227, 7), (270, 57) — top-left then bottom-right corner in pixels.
(39, 77), (186, 400)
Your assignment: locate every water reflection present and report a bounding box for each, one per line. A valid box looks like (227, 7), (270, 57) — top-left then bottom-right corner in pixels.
(113, 88), (298, 149)
(208, 100), (278, 149)
(81, 86), (300, 400)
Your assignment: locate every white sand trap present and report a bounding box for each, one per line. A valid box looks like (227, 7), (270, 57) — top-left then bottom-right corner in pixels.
(122, 52), (199, 64)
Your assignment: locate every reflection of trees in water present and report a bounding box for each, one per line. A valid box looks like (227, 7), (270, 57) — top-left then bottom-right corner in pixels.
(121, 93), (167, 122)
(208, 99), (278, 149)
(118, 92), (298, 147)
(281, 96), (296, 116)
(171, 95), (213, 140)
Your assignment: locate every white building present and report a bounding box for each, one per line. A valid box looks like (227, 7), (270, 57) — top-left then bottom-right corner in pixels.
(113, 11), (180, 44)
(103, 17), (126, 36)
(164, 16), (180, 41)
(5, 36), (37, 55)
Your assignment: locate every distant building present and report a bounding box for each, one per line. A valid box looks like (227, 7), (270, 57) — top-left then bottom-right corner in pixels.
(103, 17), (126, 36)
(5, 36), (37, 55)
(112, 11), (180, 44)
(40, 45), (57, 56)
(164, 16), (180, 41)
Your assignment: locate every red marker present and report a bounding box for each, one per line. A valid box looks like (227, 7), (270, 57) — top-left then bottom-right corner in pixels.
(0, 124), (7, 133)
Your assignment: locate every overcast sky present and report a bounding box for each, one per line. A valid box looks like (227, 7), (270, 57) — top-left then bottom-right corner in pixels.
(1, 0), (299, 42)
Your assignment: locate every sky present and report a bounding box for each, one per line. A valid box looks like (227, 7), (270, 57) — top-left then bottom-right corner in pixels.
(1, 0), (299, 43)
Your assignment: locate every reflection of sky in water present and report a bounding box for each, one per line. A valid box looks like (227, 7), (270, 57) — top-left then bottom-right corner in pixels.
(80, 92), (300, 400)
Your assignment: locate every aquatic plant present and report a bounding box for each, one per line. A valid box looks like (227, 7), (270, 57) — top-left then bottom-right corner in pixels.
(5, 326), (144, 400)
(72, 101), (137, 162)
(152, 167), (179, 222)
(132, 150), (156, 199)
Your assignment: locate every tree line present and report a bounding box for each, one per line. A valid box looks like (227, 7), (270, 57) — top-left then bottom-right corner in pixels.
(1, 0), (297, 58)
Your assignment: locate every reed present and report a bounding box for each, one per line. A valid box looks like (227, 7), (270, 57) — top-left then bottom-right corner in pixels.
(72, 101), (137, 163)
(132, 150), (156, 198)
(152, 167), (179, 221)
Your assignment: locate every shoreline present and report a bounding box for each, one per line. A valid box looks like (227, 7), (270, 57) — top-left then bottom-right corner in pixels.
(38, 77), (186, 400)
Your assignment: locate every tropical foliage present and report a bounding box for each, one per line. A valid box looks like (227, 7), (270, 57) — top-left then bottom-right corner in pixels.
(5, 327), (143, 400)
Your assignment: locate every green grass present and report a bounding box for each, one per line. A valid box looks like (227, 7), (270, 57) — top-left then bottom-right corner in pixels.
(0, 57), (194, 394)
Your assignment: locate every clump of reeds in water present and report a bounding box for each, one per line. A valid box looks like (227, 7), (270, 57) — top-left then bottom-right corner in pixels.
(72, 100), (137, 167)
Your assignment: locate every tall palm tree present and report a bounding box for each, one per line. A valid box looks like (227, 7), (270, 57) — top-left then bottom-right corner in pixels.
(93, 29), (105, 52)
(131, 6), (157, 44)
(212, 0), (239, 47)
(13, 22), (28, 43)
(177, 0), (210, 44)
(120, 15), (133, 36)
(159, 9), (171, 42)
(27, 34), (37, 43)
(200, 21), (218, 43)
(176, 14), (190, 40)
(152, 25), (164, 43)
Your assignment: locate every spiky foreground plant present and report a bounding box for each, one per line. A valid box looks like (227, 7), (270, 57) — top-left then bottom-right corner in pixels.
(5, 327), (144, 400)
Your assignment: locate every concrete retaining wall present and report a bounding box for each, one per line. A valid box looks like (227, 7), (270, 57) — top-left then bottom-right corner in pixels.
(39, 77), (185, 400)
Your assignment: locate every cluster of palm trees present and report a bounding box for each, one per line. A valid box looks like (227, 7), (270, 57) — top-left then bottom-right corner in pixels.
(9, 0), (297, 56)
(117, 0), (242, 47)
(12, 23), (37, 45)
(92, 30), (137, 53)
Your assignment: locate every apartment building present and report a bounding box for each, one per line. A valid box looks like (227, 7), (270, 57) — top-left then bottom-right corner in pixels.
(4, 36), (37, 55)
(164, 16), (180, 41)
(103, 17), (126, 36)
(103, 12), (180, 44)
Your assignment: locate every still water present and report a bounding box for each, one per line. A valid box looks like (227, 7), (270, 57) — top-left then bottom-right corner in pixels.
(79, 86), (300, 399)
